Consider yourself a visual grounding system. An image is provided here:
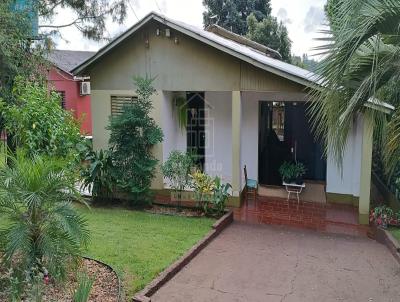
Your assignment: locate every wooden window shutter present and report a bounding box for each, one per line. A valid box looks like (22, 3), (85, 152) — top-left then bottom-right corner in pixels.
(111, 95), (137, 116)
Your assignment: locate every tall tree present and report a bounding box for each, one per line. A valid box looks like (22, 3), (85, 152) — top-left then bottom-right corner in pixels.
(203, 0), (271, 35)
(246, 13), (292, 62)
(0, 1), (42, 97)
(0, 0), (128, 151)
(37, 0), (127, 41)
(291, 54), (319, 71)
(310, 0), (400, 174)
(1, 0), (128, 92)
(203, 0), (292, 62)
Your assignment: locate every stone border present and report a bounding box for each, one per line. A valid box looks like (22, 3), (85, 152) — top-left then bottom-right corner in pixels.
(132, 210), (234, 302)
(374, 227), (400, 264)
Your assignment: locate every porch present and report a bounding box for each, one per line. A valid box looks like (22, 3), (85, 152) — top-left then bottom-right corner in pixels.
(157, 89), (374, 225)
(233, 195), (369, 237)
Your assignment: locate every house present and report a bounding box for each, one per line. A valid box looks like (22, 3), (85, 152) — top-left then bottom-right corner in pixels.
(73, 12), (392, 224)
(47, 50), (95, 135)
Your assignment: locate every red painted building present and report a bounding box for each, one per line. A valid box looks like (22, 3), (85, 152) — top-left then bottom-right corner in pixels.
(47, 50), (95, 136)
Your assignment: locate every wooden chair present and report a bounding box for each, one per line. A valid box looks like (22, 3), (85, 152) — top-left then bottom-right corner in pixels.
(244, 165), (257, 201)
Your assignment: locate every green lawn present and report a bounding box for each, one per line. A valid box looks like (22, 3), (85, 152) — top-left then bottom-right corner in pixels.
(76, 206), (214, 297)
(0, 206), (214, 298)
(389, 228), (400, 242)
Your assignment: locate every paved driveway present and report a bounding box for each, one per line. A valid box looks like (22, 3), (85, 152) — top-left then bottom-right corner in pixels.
(152, 223), (400, 302)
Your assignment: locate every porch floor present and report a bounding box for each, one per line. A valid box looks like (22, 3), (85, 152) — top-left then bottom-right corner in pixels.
(232, 196), (369, 237)
(258, 182), (326, 203)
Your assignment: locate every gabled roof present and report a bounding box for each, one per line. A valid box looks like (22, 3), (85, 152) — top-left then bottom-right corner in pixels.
(72, 12), (319, 87)
(71, 12), (393, 114)
(48, 50), (96, 74)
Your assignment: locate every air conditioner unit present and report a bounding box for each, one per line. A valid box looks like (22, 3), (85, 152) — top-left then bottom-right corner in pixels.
(80, 81), (91, 95)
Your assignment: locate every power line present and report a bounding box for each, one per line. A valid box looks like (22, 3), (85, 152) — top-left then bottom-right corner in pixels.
(154, 0), (163, 14)
(128, 0), (140, 21)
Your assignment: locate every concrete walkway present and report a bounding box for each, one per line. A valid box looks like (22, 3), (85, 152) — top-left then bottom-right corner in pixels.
(152, 223), (400, 302)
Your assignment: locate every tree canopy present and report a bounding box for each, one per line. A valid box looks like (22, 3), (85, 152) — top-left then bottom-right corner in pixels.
(37, 0), (128, 41)
(0, 0), (128, 98)
(246, 13), (291, 62)
(202, 0), (292, 62)
(0, 1), (44, 98)
(291, 54), (319, 71)
(0, 0), (129, 150)
(203, 0), (271, 35)
(310, 0), (400, 174)
(0, 78), (82, 159)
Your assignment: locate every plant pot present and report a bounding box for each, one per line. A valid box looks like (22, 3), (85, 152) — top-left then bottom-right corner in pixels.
(283, 177), (295, 184)
(295, 177), (304, 185)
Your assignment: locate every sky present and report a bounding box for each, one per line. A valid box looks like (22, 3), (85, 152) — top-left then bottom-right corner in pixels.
(49, 0), (327, 57)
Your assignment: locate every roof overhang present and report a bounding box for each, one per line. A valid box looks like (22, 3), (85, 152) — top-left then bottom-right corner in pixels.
(72, 12), (394, 114)
(72, 12), (315, 87)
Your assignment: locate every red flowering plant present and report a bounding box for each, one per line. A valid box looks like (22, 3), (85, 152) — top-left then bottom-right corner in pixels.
(370, 205), (397, 229)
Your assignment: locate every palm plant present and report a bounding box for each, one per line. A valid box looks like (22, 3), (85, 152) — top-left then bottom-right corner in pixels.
(73, 273), (95, 302)
(309, 0), (400, 174)
(0, 151), (90, 282)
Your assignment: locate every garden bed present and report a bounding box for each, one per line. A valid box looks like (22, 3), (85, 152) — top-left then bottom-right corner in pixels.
(0, 258), (120, 302)
(145, 204), (204, 217)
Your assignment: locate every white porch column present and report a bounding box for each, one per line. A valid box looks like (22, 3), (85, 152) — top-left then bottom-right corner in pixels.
(358, 116), (374, 224)
(232, 91), (242, 196)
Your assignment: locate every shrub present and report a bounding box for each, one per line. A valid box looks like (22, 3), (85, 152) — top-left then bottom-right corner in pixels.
(190, 171), (231, 216)
(210, 176), (231, 216)
(0, 78), (83, 159)
(161, 150), (195, 192)
(107, 77), (163, 203)
(190, 170), (215, 209)
(0, 151), (90, 289)
(81, 148), (116, 199)
(370, 205), (400, 228)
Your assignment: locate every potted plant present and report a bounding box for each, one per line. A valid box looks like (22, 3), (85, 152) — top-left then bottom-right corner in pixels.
(279, 161), (306, 184)
(279, 161), (295, 183)
(293, 162), (306, 185)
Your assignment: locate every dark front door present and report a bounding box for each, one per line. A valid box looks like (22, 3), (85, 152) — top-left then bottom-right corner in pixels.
(258, 101), (326, 186)
(258, 102), (291, 185)
(285, 103), (326, 181)
(186, 92), (205, 169)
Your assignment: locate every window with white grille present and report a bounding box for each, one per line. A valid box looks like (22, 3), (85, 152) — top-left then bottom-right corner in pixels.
(111, 95), (137, 116)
